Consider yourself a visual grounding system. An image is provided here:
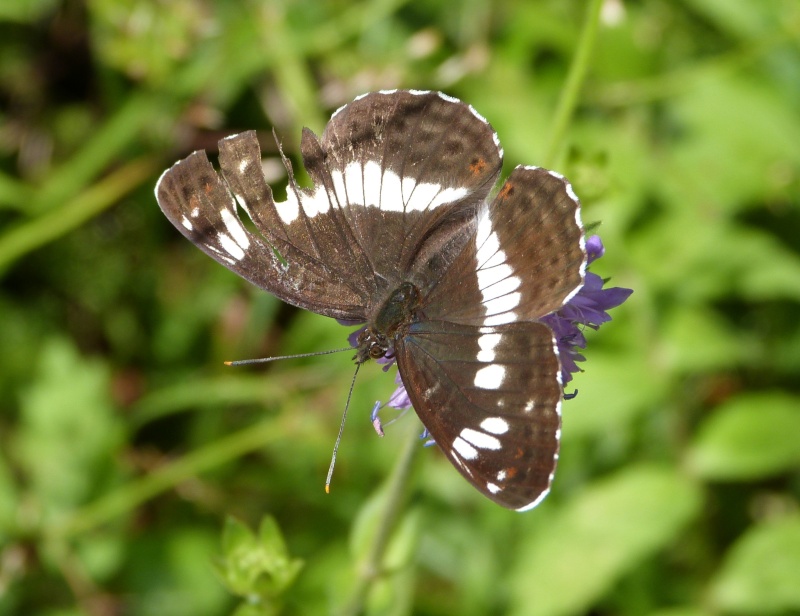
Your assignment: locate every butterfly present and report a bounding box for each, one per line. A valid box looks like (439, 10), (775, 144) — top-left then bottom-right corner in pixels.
(156, 90), (586, 511)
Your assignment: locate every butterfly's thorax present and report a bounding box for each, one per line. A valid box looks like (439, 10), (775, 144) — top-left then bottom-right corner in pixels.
(356, 282), (421, 364)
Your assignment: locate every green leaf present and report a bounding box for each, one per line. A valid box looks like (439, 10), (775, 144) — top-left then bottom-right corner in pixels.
(710, 515), (800, 614)
(565, 352), (668, 439)
(687, 392), (800, 480)
(648, 609), (711, 616)
(0, 0), (57, 22)
(664, 73), (800, 215)
(350, 483), (390, 564)
(680, 0), (779, 40)
(631, 218), (800, 303)
(660, 305), (744, 373)
(221, 516), (257, 561)
(15, 338), (124, 521)
(0, 455), (18, 540)
(509, 465), (702, 616)
(214, 515), (303, 607)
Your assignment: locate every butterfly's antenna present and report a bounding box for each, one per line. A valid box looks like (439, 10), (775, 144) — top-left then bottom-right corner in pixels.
(224, 347), (352, 366)
(325, 362), (361, 493)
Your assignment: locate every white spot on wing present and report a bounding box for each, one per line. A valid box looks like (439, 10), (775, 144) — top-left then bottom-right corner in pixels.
(405, 181), (439, 212)
(479, 276), (521, 302)
(379, 169), (404, 212)
(452, 437), (478, 460)
(481, 250), (506, 270)
(482, 292), (521, 316)
(401, 176), (418, 209)
(429, 186), (468, 208)
(476, 211), (491, 246)
(238, 159), (249, 174)
(474, 213), (521, 327)
(363, 160), (382, 206)
(460, 428), (501, 450)
(487, 482), (501, 494)
(330, 170), (346, 209)
(276, 191), (299, 224)
(233, 194), (251, 217)
(480, 417), (509, 435)
(524, 400), (535, 412)
(217, 232), (245, 261)
(191, 207), (200, 218)
(477, 263), (513, 291)
(181, 216), (193, 231)
(476, 228), (500, 268)
(483, 311), (518, 326)
(476, 332), (501, 362)
(220, 209), (250, 251)
(300, 183), (332, 219)
(344, 162), (364, 206)
(474, 364), (505, 389)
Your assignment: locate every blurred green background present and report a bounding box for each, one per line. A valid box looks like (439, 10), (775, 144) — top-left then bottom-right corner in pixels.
(1, 0), (799, 615)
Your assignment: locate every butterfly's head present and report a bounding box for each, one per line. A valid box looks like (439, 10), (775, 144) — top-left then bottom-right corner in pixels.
(354, 328), (390, 364)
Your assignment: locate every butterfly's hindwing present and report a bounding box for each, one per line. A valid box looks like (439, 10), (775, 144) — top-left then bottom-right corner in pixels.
(423, 166), (586, 326)
(396, 319), (562, 511)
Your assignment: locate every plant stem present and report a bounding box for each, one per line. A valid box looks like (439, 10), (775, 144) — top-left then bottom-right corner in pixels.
(543, 0), (604, 168)
(339, 423), (421, 616)
(49, 416), (284, 540)
(0, 157), (159, 274)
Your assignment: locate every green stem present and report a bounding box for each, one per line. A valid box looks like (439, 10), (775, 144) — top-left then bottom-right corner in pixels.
(339, 423), (421, 616)
(48, 417), (283, 540)
(32, 95), (159, 213)
(543, 0), (604, 168)
(0, 157), (158, 274)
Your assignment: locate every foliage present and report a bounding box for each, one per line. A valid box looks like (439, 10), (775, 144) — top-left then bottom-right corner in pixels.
(213, 516), (303, 616)
(1, 0), (798, 614)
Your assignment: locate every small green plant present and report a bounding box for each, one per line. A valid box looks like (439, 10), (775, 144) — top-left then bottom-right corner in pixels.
(213, 516), (304, 616)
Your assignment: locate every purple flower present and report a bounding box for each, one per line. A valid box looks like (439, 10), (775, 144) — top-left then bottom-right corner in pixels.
(347, 234), (632, 419)
(540, 235), (632, 384)
(386, 369), (411, 408)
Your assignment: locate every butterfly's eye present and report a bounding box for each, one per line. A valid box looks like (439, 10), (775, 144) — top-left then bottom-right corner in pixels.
(369, 344), (385, 359)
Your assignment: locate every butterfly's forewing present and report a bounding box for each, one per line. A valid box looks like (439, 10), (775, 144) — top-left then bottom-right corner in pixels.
(312, 91), (503, 296)
(156, 136), (371, 320)
(422, 166), (586, 326)
(396, 320), (562, 510)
